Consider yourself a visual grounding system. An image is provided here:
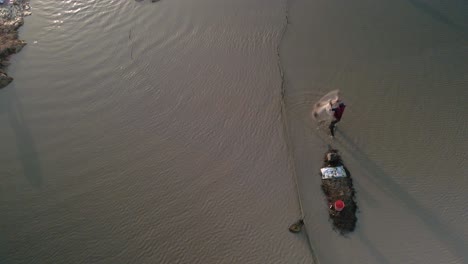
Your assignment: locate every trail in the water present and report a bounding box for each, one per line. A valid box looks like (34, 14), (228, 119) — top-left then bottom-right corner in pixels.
(276, 0), (319, 263)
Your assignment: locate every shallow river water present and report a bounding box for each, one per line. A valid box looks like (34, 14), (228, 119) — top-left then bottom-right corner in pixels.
(1, 0), (467, 263)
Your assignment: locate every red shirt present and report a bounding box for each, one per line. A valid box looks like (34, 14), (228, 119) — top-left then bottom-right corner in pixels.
(332, 103), (346, 121)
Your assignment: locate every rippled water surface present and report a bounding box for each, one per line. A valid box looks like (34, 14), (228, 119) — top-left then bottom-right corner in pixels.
(1, 0), (315, 263)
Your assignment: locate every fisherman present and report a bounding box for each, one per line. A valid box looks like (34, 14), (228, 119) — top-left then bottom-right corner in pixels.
(329, 99), (346, 137)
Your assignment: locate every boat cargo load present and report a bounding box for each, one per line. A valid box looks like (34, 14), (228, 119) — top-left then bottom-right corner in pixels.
(320, 149), (357, 234)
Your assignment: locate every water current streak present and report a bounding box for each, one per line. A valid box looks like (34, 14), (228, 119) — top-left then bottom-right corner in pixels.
(276, 0), (319, 263)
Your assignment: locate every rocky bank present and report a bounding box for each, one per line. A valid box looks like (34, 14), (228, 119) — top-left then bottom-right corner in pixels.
(0, 0), (31, 89)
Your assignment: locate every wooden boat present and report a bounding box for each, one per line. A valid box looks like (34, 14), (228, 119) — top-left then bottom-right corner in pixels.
(320, 148), (357, 234)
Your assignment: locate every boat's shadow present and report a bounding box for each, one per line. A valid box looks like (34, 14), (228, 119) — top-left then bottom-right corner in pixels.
(0, 85), (42, 187)
(335, 129), (467, 262)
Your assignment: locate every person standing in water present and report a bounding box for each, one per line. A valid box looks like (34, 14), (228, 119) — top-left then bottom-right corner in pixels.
(329, 99), (346, 137)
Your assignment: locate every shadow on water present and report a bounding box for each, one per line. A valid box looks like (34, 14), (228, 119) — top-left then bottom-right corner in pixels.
(334, 129), (467, 262)
(352, 179), (379, 209)
(1, 87), (43, 186)
(358, 232), (391, 264)
(407, 0), (464, 30)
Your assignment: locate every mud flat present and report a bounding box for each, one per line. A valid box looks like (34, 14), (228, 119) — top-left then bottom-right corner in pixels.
(0, 0), (31, 88)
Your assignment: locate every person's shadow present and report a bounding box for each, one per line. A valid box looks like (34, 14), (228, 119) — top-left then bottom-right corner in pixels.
(358, 232), (391, 264)
(335, 129), (467, 262)
(1, 86), (43, 187)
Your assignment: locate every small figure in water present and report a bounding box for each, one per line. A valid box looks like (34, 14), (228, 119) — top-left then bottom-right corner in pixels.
(329, 99), (346, 138)
(288, 219), (305, 233)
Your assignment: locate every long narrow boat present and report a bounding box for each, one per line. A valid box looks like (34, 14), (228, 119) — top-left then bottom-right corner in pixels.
(320, 148), (357, 234)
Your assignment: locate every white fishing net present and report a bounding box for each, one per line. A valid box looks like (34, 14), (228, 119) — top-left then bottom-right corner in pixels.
(311, 89), (340, 122)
